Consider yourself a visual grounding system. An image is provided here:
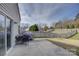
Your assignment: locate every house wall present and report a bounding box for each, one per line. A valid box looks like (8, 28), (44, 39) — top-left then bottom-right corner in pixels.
(11, 22), (19, 47)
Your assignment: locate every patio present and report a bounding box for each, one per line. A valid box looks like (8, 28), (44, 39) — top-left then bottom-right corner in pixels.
(7, 39), (76, 56)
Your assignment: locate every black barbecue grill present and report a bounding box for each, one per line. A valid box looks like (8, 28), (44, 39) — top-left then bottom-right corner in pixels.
(15, 32), (33, 44)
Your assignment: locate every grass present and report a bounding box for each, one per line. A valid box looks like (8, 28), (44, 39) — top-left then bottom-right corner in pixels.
(48, 38), (79, 48)
(52, 30), (66, 34)
(48, 33), (79, 47)
(52, 29), (72, 34)
(69, 33), (79, 40)
(48, 33), (79, 55)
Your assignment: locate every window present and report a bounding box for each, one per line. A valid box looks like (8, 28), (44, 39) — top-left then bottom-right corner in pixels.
(0, 14), (5, 55)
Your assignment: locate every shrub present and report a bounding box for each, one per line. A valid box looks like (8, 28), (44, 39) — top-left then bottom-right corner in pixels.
(29, 24), (39, 31)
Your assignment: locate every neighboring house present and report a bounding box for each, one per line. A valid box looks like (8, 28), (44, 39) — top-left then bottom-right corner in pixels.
(0, 3), (20, 56)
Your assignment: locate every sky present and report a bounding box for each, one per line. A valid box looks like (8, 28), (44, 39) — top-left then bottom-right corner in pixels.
(19, 3), (79, 27)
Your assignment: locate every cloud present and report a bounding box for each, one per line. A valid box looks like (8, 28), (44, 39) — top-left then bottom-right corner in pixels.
(19, 3), (79, 26)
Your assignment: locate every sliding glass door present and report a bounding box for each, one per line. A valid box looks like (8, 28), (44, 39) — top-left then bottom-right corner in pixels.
(0, 13), (12, 55)
(6, 17), (11, 50)
(0, 15), (5, 55)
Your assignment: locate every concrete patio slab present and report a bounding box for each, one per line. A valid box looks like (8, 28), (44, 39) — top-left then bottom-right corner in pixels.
(7, 40), (76, 56)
